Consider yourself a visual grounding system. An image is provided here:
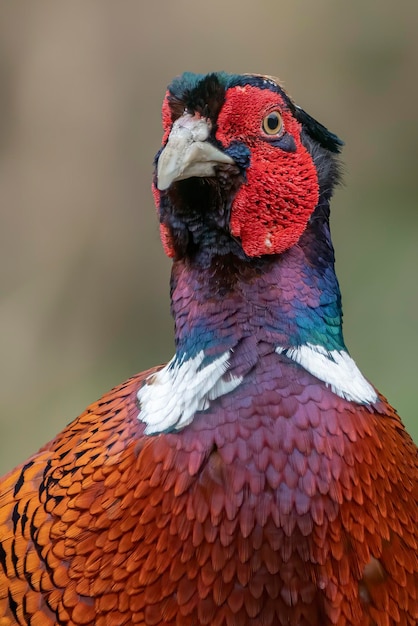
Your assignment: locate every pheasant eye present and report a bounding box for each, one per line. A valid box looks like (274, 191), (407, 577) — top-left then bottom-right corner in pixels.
(262, 111), (282, 136)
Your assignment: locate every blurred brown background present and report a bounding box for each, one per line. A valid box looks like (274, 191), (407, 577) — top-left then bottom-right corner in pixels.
(0, 1), (417, 473)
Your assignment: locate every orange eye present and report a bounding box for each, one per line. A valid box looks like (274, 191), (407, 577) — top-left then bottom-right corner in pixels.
(262, 111), (282, 136)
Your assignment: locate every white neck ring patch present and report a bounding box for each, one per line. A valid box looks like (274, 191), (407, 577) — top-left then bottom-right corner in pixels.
(137, 350), (242, 434)
(276, 343), (377, 404)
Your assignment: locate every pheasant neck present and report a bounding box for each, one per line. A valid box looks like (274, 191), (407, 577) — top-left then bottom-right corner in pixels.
(170, 209), (346, 365)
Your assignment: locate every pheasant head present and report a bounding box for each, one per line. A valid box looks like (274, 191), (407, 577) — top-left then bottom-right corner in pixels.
(154, 72), (343, 260)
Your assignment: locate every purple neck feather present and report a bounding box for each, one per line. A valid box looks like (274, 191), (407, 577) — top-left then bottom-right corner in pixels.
(170, 214), (346, 372)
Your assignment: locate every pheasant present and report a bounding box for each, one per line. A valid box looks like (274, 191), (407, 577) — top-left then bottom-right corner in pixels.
(0, 72), (417, 626)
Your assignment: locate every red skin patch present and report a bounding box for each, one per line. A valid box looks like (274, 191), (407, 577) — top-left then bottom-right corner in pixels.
(161, 90), (173, 143)
(216, 86), (319, 257)
(155, 92), (181, 258)
(152, 181), (176, 258)
(156, 85), (319, 258)
(159, 220), (175, 259)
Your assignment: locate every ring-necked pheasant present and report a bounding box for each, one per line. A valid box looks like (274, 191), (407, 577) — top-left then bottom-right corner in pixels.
(0, 72), (417, 626)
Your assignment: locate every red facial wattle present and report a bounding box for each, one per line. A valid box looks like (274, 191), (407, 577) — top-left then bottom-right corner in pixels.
(161, 90), (173, 142)
(151, 181), (176, 258)
(216, 85), (320, 257)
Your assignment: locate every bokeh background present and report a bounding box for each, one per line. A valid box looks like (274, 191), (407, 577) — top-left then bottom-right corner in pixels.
(0, 1), (417, 474)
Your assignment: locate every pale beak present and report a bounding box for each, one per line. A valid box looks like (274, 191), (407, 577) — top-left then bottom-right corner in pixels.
(157, 113), (235, 191)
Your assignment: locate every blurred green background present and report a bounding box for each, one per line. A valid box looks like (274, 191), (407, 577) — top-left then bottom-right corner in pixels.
(0, 1), (417, 474)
